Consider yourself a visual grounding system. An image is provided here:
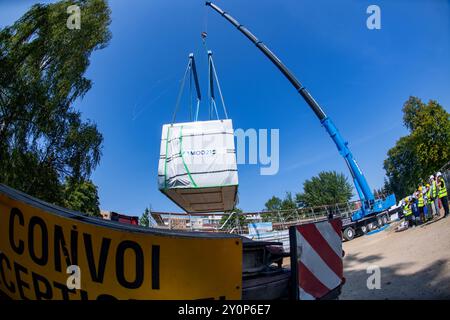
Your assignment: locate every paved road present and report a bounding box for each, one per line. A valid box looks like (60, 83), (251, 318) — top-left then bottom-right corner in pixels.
(341, 213), (450, 299)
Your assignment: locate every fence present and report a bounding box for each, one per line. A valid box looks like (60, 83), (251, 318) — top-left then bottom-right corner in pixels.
(149, 200), (362, 251)
(150, 200), (363, 232)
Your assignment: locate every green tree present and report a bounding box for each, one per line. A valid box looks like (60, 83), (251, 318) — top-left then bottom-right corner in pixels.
(63, 178), (100, 216)
(264, 196), (282, 212)
(384, 97), (450, 197)
(262, 196), (282, 222)
(295, 171), (353, 207)
(0, 0), (111, 205)
(262, 192), (297, 221)
(140, 207), (151, 227)
(281, 192), (297, 210)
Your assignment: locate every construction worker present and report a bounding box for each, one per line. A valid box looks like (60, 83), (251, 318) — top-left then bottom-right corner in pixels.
(411, 194), (420, 226)
(428, 175), (439, 217)
(422, 184), (431, 221)
(436, 172), (449, 218)
(425, 183), (434, 221)
(417, 186), (426, 223)
(403, 197), (413, 228)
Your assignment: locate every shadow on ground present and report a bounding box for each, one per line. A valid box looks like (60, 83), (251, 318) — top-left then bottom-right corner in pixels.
(342, 251), (450, 299)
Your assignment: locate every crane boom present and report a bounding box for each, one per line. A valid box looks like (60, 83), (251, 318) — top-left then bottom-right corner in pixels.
(205, 1), (376, 210)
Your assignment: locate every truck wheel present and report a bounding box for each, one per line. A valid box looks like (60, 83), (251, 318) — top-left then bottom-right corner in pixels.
(360, 225), (368, 234)
(343, 227), (355, 241)
(377, 217), (383, 227)
(382, 215), (389, 225)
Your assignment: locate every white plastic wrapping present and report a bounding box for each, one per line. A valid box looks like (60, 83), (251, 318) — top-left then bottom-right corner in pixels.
(158, 119), (238, 213)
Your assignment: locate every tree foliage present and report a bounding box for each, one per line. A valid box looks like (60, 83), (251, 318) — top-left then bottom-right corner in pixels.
(63, 178), (100, 216)
(281, 192), (297, 210)
(295, 171), (353, 207)
(140, 207), (151, 227)
(264, 192), (297, 212)
(264, 196), (282, 212)
(0, 0), (111, 214)
(262, 192), (297, 221)
(384, 97), (450, 197)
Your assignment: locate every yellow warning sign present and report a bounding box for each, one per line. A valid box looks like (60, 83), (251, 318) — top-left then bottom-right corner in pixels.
(0, 184), (242, 300)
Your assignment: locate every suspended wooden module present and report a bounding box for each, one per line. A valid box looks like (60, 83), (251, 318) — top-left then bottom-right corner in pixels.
(157, 52), (238, 213)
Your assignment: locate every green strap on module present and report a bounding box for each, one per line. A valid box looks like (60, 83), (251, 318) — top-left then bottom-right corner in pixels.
(179, 126), (198, 188)
(163, 125), (198, 189)
(163, 126), (171, 189)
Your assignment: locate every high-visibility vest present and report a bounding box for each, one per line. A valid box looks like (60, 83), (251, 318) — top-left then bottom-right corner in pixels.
(404, 204), (412, 216)
(426, 187), (431, 199)
(431, 180), (437, 198)
(438, 178), (448, 198)
(418, 193), (424, 207)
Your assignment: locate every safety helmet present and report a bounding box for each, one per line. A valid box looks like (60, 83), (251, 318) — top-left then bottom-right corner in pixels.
(436, 172), (443, 177)
(418, 186), (422, 191)
(429, 175), (435, 180)
(426, 183), (430, 187)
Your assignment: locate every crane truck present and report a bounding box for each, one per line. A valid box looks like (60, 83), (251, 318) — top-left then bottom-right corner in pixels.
(206, 1), (397, 242)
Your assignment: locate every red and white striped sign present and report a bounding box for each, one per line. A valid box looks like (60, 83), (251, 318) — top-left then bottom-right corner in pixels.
(290, 219), (343, 300)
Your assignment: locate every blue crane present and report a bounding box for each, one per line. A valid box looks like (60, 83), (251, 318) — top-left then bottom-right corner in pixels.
(206, 1), (396, 224)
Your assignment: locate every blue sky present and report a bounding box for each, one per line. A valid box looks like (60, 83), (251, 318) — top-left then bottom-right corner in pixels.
(1, 0), (449, 215)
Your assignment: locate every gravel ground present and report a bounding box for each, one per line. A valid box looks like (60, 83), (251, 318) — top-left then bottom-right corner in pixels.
(341, 212), (450, 299)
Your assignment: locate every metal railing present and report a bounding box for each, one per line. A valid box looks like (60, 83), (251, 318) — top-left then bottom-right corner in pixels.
(150, 199), (363, 233)
(149, 200), (365, 252)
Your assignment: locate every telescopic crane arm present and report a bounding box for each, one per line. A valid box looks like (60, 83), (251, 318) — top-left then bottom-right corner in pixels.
(205, 1), (375, 209)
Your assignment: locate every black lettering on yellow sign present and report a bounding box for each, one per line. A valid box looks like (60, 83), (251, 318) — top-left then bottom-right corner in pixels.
(0, 252), (15, 293)
(151, 245), (160, 290)
(83, 233), (111, 283)
(9, 208), (24, 254)
(0, 187), (242, 300)
(29, 216), (49, 266)
(32, 271), (52, 300)
(14, 261), (29, 300)
(116, 240), (143, 289)
(6, 207), (161, 292)
(54, 225), (77, 272)
(0, 252), (117, 300)
(0, 249), (233, 300)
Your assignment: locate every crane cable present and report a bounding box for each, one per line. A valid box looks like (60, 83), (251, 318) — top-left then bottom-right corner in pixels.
(171, 59), (191, 123)
(172, 7), (228, 123)
(210, 55), (229, 119)
(201, 34), (229, 119)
